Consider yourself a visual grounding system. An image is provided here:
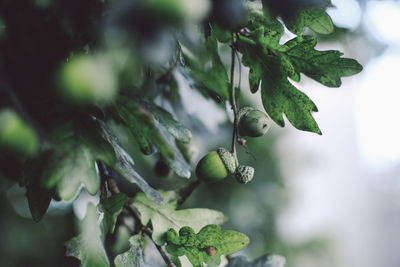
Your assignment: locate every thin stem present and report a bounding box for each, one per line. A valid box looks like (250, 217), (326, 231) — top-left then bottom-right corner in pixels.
(177, 179), (202, 206)
(125, 205), (175, 267)
(229, 33), (239, 165)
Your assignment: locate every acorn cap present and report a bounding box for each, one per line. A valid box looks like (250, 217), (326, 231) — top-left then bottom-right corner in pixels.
(216, 147), (236, 174)
(235, 165), (255, 184)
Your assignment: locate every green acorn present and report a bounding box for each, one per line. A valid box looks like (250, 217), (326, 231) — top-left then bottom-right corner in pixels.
(0, 109), (39, 157)
(195, 147), (236, 182)
(238, 107), (270, 137)
(235, 165), (255, 184)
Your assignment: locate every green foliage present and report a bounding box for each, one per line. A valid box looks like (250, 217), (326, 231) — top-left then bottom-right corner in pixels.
(239, 12), (362, 134)
(285, 8), (334, 35)
(181, 30), (229, 103)
(99, 193), (128, 235)
(131, 191), (226, 245)
(40, 123), (115, 202)
(66, 203), (109, 267)
(0, 1), (363, 266)
(114, 235), (145, 267)
(166, 224), (249, 267)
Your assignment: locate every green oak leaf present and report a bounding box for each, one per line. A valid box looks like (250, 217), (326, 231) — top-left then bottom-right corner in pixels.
(41, 121), (115, 201)
(280, 35), (363, 87)
(111, 97), (192, 178)
(240, 37), (321, 134)
(239, 12), (362, 134)
(285, 8), (333, 35)
(113, 96), (174, 159)
(227, 254), (286, 267)
(99, 193), (128, 234)
(114, 235), (145, 267)
(65, 203), (110, 267)
(166, 224), (250, 267)
(131, 191), (226, 245)
(140, 100), (192, 144)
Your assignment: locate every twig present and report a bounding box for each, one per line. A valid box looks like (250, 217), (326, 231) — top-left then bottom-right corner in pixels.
(102, 165), (176, 267)
(177, 179), (202, 206)
(125, 205), (176, 267)
(229, 33), (239, 165)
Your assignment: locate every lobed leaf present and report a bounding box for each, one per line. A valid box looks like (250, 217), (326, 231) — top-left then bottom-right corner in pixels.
(99, 193), (128, 234)
(238, 11), (362, 134)
(166, 224), (250, 267)
(65, 203), (109, 267)
(114, 235), (145, 267)
(131, 191), (226, 245)
(285, 8), (333, 35)
(40, 121), (115, 202)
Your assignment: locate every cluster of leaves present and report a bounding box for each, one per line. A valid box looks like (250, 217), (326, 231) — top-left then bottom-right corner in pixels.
(0, 0), (362, 266)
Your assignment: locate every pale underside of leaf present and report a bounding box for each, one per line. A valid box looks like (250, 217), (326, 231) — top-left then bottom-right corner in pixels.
(97, 119), (163, 204)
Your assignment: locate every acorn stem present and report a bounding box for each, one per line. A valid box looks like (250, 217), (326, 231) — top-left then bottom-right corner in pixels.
(230, 32), (239, 166)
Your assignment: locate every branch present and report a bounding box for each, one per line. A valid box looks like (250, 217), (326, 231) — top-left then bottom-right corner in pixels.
(229, 33), (239, 165)
(102, 164), (176, 267)
(177, 179), (202, 206)
(125, 205), (176, 267)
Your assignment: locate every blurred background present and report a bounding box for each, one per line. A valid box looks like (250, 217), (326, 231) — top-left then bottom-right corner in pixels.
(1, 0), (399, 267)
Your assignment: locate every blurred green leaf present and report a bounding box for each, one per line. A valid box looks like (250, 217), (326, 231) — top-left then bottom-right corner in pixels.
(181, 31), (229, 103)
(140, 100), (192, 144)
(65, 203), (110, 267)
(114, 235), (145, 267)
(166, 224), (249, 267)
(227, 254), (286, 267)
(99, 193), (128, 235)
(41, 122), (115, 201)
(113, 96), (174, 159)
(285, 8), (333, 35)
(131, 191), (227, 245)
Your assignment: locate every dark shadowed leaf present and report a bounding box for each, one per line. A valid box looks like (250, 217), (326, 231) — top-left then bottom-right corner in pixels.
(99, 193), (128, 234)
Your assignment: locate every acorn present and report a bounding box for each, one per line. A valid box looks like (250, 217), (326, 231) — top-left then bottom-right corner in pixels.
(235, 165), (255, 184)
(195, 147), (236, 182)
(0, 108), (39, 157)
(238, 107), (270, 137)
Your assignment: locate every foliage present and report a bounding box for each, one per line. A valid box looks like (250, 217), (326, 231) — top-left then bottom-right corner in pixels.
(0, 0), (362, 266)
(166, 224), (249, 267)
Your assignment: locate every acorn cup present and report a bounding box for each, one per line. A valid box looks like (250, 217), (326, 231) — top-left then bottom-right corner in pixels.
(195, 147), (236, 182)
(238, 107), (270, 137)
(235, 165), (255, 184)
